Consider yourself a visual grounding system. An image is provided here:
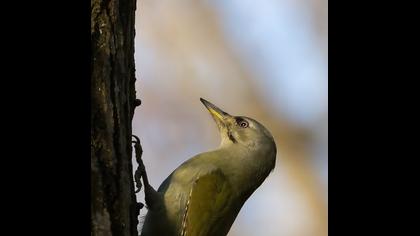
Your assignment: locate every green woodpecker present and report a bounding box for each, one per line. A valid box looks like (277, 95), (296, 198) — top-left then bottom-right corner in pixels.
(140, 98), (277, 236)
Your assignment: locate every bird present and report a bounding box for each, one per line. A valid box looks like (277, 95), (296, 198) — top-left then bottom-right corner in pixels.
(139, 98), (277, 236)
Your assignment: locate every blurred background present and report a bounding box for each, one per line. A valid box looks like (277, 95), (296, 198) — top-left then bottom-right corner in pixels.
(132, 0), (327, 235)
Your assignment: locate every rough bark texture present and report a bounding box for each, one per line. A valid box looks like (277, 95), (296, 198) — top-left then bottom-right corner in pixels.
(91, 0), (139, 235)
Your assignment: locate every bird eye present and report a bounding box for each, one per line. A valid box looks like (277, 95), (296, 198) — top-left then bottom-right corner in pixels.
(239, 120), (249, 128)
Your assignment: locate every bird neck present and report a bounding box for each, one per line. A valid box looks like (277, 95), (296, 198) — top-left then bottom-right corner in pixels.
(216, 144), (276, 200)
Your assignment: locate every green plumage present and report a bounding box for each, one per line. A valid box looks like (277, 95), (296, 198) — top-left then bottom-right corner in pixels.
(140, 99), (276, 236)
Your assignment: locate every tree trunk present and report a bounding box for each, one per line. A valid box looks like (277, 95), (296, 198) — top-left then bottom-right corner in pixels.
(91, 0), (139, 235)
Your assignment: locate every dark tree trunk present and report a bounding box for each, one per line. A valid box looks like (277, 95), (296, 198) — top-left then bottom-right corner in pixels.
(91, 0), (139, 235)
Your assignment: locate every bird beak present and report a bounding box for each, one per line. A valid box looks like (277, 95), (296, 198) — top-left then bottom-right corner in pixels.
(200, 98), (231, 126)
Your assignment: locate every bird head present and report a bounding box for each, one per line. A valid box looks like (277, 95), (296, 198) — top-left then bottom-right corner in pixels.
(200, 98), (276, 153)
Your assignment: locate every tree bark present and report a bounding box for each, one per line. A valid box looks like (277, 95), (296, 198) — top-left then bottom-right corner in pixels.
(91, 0), (139, 235)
